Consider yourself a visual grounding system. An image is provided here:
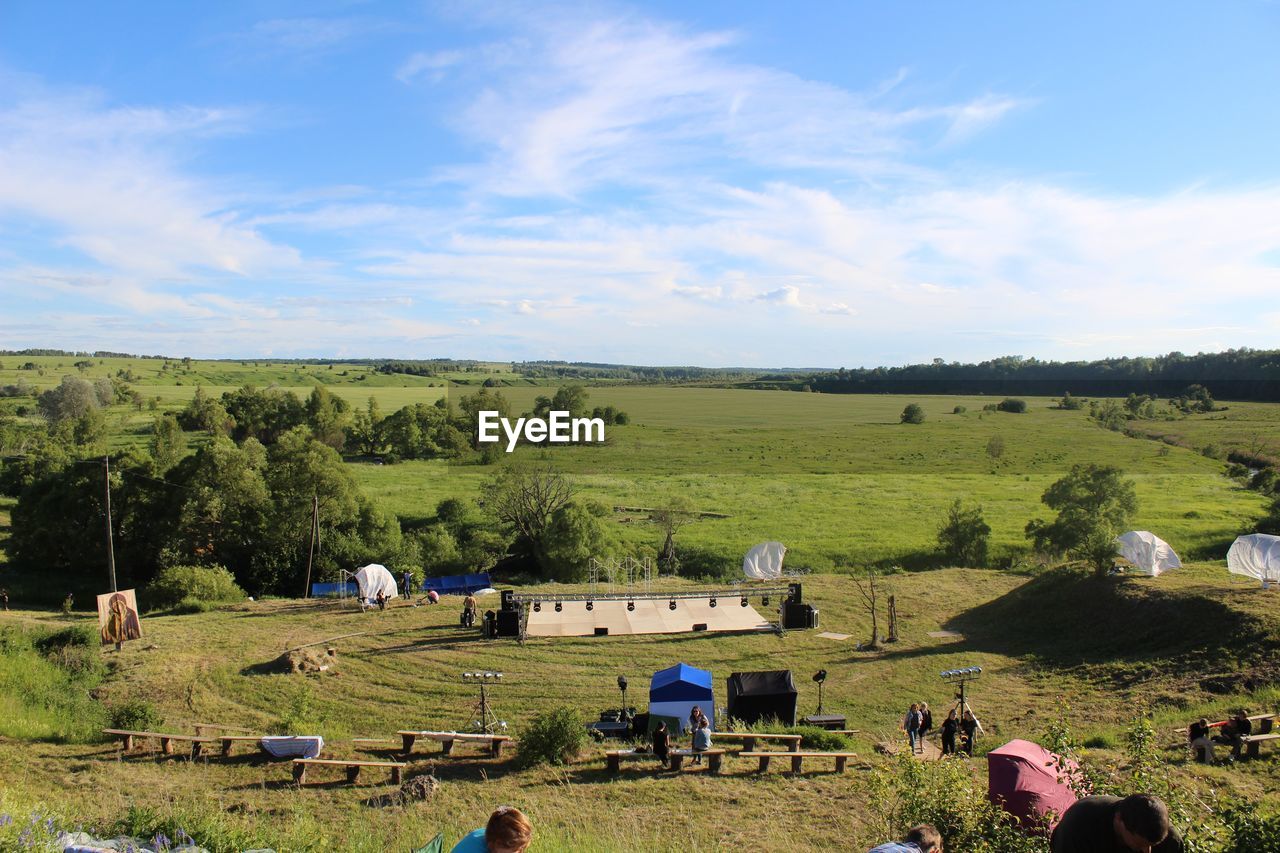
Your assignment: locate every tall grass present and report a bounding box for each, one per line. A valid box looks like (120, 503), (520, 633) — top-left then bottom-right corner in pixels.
(0, 623), (108, 742)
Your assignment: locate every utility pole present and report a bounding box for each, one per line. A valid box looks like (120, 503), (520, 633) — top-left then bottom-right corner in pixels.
(104, 455), (121, 651)
(104, 455), (117, 593)
(303, 495), (318, 598)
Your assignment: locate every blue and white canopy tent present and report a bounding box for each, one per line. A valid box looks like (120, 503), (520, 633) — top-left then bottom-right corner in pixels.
(649, 662), (715, 733)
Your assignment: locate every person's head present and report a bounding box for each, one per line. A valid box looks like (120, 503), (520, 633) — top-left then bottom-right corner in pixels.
(946, 708), (957, 720)
(1198, 717), (1209, 728)
(920, 702), (929, 711)
(963, 709), (973, 719)
(910, 703), (919, 711)
(485, 805), (532, 853)
(1113, 794), (1171, 852)
(656, 721), (666, 732)
(904, 823), (942, 853)
(699, 718), (709, 730)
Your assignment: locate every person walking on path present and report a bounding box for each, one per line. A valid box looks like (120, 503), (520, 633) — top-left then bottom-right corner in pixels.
(940, 708), (959, 756)
(903, 703), (923, 754)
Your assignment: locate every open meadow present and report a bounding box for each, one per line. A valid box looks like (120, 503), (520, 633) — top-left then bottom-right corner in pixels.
(2, 358), (1279, 850)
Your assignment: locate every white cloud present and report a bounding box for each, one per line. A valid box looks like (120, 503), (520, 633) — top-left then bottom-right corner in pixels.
(397, 50), (465, 83)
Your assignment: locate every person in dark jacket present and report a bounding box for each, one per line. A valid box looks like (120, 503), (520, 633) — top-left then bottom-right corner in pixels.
(960, 709), (978, 756)
(919, 702), (934, 743)
(1050, 794), (1183, 852)
(940, 708), (959, 756)
(652, 720), (672, 769)
(1187, 718), (1214, 763)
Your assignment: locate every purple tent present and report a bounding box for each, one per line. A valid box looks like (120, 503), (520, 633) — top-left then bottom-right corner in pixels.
(987, 739), (1078, 833)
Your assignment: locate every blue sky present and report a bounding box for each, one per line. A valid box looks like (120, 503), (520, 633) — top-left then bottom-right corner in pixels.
(2, 1), (1278, 367)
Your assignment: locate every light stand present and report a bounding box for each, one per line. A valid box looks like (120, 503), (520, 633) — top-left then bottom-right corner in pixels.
(462, 671), (505, 734)
(940, 666), (984, 734)
(812, 669), (827, 715)
(617, 675), (629, 717)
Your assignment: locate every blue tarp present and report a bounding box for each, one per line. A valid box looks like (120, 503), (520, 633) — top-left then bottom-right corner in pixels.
(420, 572), (491, 595)
(650, 662), (714, 702)
(310, 582), (358, 597)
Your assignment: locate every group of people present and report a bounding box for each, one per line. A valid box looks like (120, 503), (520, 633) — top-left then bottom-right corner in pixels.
(1188, 709), (1255, 763)
(902, 702), (978, 756)
(648, 704), (713, 768)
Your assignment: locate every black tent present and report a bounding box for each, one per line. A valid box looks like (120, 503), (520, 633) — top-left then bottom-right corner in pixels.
(726, 670), (798, 726)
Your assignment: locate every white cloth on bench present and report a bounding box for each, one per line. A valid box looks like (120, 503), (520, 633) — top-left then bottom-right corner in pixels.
(260, 735), (323, 759)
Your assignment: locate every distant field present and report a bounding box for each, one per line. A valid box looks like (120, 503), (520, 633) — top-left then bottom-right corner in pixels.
(2, 357), (1270, 570)
(352, 387), (1268, 569)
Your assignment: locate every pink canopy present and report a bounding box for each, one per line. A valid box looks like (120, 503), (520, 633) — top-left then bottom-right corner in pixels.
(987, 739), (1078, 833)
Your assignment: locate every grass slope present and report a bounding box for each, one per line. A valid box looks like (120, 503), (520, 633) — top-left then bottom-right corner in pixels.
(2, 567), (1278, 850)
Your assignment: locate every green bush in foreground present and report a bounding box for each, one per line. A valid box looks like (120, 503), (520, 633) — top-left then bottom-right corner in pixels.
(516, 706), (586, 768)
(109, 699), (164, 732)
(900, 403), (925, 424)
(145, 564), (246, 611)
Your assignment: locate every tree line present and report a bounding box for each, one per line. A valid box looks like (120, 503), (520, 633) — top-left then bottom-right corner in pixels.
(798, 349), (1280, 401)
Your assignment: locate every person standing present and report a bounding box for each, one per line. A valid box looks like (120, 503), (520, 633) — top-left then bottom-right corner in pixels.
(462, 592), (478, 627)
(940, 708), (959, 756)
(402, 571), (414, 597)
(1, 588), (9, 610)
(902, 703), (922, 754)
(449, 805), (533, 853)
(960, 709), (978, 756)
(652, 720), (672, 769)
(1051, 794), (1183, 852)
(919, 702), (934, 745)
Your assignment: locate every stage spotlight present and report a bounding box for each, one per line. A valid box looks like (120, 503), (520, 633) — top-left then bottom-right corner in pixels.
(813, 669), (827, 683)
(709, 597), (717, 608)
(617, 675), (628, 691)
(533, 602), (541, 613)
(740, 596), (748, 607)
(762, 595), (770, 606)
(586, 601), (594, 611)
(669, 600), (677, 611)
(555, 601), (562, 613)
(627, 601), (635, 612)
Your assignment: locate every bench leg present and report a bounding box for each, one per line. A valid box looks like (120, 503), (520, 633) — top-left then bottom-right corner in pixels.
(161, 737), (174, 756)
(835, 756), (847, 772)
(222, 738), (234, 757)
(758, 756), (770, 774)
(743, 736), (756, 753)
(391, 766), (402, 785)
(789, 740), (800, 753)
(1261, 719), (1274, 735)
(347, 765), (361, 784)
(791, 755), (804, 774)
(708, 753), (722, 774)
(607, 755), (620, 773)
(293, 763), (307, 785)
(401, 733), (416, 755)
(670, 754), (684, 771)
(1247, 741), (1260, 759)
(191, 741), (203, 760)
(441, 739), (454, 756)
(121, 734), (134, 751)
(490, 740), (502, 757)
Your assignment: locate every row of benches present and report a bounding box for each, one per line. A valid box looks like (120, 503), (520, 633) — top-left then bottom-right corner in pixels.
(605, 747), (859, 775)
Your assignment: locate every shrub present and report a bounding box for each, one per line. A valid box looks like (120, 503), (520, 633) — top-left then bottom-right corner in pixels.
(145, 565), (246, 611)
(110, 698), (164, 732)
(33, 623), (96, 655)
(900, 403), (925, 424)
(673, 545), (738, 581)
(952, 405), (966, 414)
(787, 725), (852, 751)
(997, 398), (1027, 413)
(937, 500), (991, 567)
(516, 706), (585, 768)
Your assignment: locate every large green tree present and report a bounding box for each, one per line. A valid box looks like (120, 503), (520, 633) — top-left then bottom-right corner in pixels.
(1026, 464), (1138, 576)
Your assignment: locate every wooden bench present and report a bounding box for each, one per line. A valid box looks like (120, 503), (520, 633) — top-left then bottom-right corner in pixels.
(713, 732), (803, 752)
(398, 730), (512, 757)
(741, 750), (858, 774)
(605, 748), (725, 773)
(1241, 733), (1280, 759)
(292, 758), (406, 786)
(216, 735), (265, 757)
(1175, 713), (1275, 734)
(103, 729), (216, 759)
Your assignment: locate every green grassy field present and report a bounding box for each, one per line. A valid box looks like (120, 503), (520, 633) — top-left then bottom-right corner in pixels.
(3, 356), (1279, 849)
(2, 566), (1279, 851)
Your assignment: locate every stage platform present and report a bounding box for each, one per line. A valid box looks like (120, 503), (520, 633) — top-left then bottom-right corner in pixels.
(525, 598), (773, 637)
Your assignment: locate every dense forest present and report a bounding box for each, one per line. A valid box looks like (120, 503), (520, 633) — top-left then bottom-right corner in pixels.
(793, 349), (1280, 401)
